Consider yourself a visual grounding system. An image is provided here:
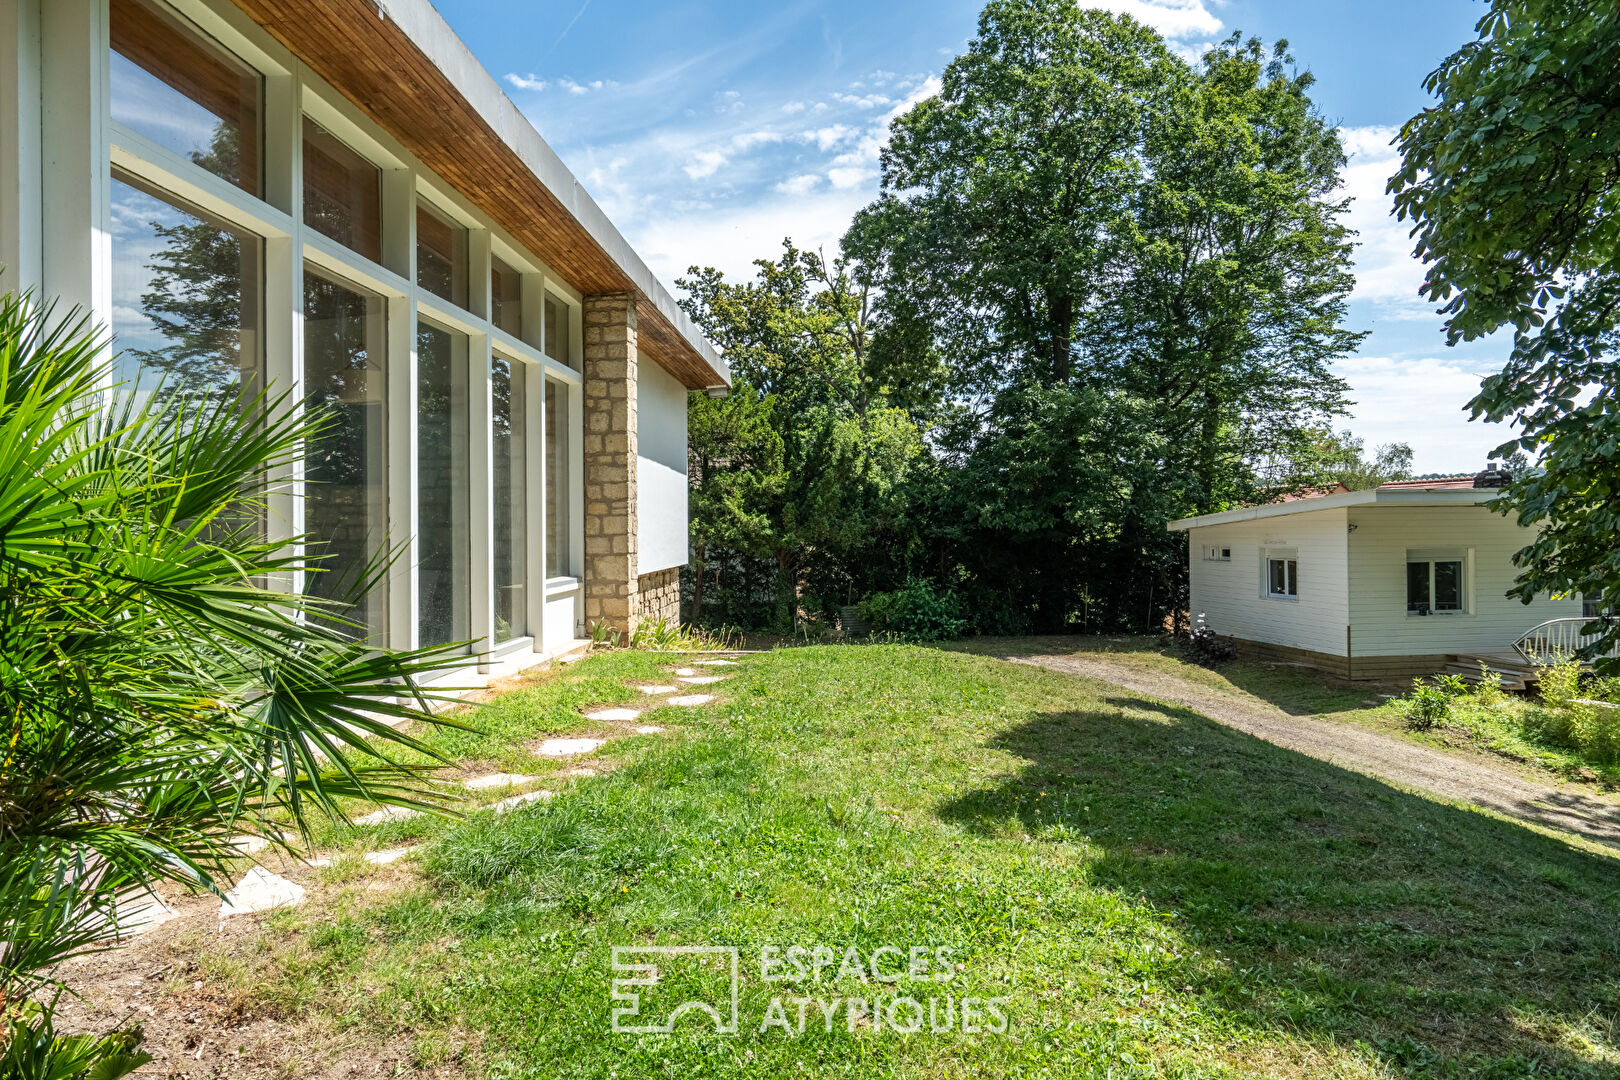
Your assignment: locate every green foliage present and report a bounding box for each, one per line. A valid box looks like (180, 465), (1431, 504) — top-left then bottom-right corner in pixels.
(1389, 2), (1620, 672)
(858, 578), (968, 641)
(0, 293), (470, 1072)
(1398, 677), (1461, 730)
(1473, 662), (1507, 708)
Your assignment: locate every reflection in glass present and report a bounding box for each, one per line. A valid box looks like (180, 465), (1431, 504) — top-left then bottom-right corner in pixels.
(303, 118), (382, 262)
(1434, 561), (1463, 611)
(110, 0), (261, 196)
(545, 378), (569, 578)
(110, 175), (262, 401)
(543, 294), (571, 365)
(492, 357), (528, 643)
(417, 322), (471, 650)
(416, 202), (468, 309)
(304, 270), (387, 641)
(491, 256), (523, 337)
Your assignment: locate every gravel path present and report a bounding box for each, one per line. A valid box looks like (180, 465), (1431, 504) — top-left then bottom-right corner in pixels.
(1010, 652), (1620, 852)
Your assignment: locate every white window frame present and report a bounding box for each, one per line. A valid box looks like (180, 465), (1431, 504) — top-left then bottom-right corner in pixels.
(1262, 551), (1299, 601)
(1203, 544), (1231, 562)
(1405, 549), (1470, 617)
(90, 0), (588, 670)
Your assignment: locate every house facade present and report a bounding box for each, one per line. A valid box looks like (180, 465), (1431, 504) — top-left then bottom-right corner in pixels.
(0, 0), (728, 677)
(1170, 473), (1584, 679)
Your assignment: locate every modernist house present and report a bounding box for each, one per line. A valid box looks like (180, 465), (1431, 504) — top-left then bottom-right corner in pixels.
(1170, 466), (1592, 681)
(0, 0), (728, 677)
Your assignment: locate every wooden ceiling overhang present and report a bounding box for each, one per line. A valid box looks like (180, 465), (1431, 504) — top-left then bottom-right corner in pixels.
(229, 0), (729, 390)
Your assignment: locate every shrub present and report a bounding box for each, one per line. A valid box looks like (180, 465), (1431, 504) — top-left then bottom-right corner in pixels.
(1398, 678), (1456, 730)
(1184, 612), (1235, 665)
(1472, 662), (1506, 708)
(858, 578), (968, 642)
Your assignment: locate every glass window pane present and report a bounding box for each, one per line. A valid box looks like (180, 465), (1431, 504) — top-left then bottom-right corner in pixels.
(546, 377), (569, 578)
(1434, 561), (1463, 611)
(416, 202), (468, 308)
(493, 356), (528, 643)
(1407, 562), (1430, 612)
(1286, 559), (1298, 596)
(303, 118), (382, 263)
(417, 322), (471, 650)
(110, 175), (262, 403)
(1269, 559), (1285, 596)
(543, 294), (571, 366)
(110, 0), (261, 196)
(304, 270), (387, 642)
(491, 257), (523, 337)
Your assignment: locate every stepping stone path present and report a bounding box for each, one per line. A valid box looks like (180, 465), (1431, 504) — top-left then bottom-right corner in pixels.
(634, 725), (665, 735)
(536, 737), (606, 758)
(693, 659), (739, 666)
(120, 894), (178, 937)
(490, 789), (553, 814)
(354, 804), (421, 826)
(674, 668), (698, 677)
(635, 684), (678, 695)
(306, 847), (416, 868)
(568, 767), (598, 777)
(219, 867), (304, 920)
(677, 675), (724, 686)
(464, 773), (539, 790)
(584, 708), (641, 723)
(666, 695), (714, 707)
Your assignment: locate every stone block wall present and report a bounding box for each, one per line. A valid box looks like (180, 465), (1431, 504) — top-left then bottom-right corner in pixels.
(582, 292), (639, 632)
(637, 567), (681, 627)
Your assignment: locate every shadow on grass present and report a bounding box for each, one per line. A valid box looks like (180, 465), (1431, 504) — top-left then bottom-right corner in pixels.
(938, 693), (1620, 1076)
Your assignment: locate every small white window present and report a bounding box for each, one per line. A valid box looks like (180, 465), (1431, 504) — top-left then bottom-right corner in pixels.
(1267, 557), (1298, 598)
(1204, 545), (1231, 562)
(1408, 559), (1465, 615)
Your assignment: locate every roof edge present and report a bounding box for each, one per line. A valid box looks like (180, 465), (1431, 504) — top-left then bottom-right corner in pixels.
(1168, 487), (1496, 532)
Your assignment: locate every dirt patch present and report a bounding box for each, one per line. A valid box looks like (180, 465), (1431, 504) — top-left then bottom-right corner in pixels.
(1011, 652), (1620, 852)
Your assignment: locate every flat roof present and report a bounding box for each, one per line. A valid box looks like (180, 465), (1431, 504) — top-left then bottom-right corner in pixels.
(1168, 485), (1498, 531)
(234, 0), (729, 390)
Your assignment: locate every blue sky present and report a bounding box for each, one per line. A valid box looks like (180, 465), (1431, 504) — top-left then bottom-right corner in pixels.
(434, 0), (1509, 474)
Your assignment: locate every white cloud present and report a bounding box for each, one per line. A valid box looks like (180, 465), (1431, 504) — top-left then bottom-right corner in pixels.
(1339, 124), (1430, 313)
(782, 101), (808, 114)
(775, 174), (822, 196)
(803, 124), (855, 151)
(1336, 354), (1513, 472)
(683, 150), (730, 180)
(504, 72), (549, 93)
(1080, 0), (1223, 39)
(834, 91), (894, 109)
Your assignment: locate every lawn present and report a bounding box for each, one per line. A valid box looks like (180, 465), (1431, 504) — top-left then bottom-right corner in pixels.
(150, 644), (1620, 1078)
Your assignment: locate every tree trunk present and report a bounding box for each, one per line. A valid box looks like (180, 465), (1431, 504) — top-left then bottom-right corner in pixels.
(1047, 289), (1074, 385)
(691, 540), (706, 621)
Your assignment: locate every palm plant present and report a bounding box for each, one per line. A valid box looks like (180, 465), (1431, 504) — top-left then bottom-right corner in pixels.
(0, 292), (472, 1076)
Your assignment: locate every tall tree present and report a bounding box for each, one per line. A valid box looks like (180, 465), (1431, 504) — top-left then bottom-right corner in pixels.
(1389, 0), (1620, 666)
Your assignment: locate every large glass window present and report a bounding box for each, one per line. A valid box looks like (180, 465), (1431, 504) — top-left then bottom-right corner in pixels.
(545, 377), (570, 578)
(110, 174), (262, 401)
(493, 357), (528, 643)
(1408, 559), (1464, 615)
(303, 118), (382, 263)
(417, 322), (472, 650)
(543, 293), (571, 366)
(304, 270), (387, 641)
(416, 201), (468, 309)
(491, 256), (523, 337)
(110, 0), (261, 196)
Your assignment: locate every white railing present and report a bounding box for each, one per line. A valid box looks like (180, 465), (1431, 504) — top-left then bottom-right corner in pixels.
(1514, 617), (1620, 665)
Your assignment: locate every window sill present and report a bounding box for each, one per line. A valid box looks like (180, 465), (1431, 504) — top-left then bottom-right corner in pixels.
(1406, 611), (1469, 618)
(489, 635), (534, 658)
(545, 577), (582, 599)
(1265, 594), (1300, 602)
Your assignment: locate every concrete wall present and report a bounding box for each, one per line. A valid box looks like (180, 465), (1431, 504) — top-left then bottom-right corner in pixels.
(635, 354), (688, 575)
(1186, 507), (1351, 658)
(1346, 504), (1581, 657)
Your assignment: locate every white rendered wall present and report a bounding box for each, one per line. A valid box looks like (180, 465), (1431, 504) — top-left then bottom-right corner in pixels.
(1186, 507), (1351, 657)
(636, 353), (688, 575)
(1346, 505), (1581, 657)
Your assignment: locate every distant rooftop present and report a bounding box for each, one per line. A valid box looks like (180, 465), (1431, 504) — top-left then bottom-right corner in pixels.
(1377, 476), (1477, 491)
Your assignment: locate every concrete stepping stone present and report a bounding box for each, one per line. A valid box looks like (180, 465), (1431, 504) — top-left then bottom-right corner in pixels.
(464, 772), (539, 790)
(119, 894), (179, 937)
(536, 737), (606, 758)
(673, 667), (698, 677)
(693, 659), (740, 666)
(354, 805), (420, 826)
(219, 867), (304, 920)
(635, 684), (678, 695)
(491, 789), (554, 814)
(634, 725), (665, 735)
(306, 846), (416, 868)
(584, 707), (640, 722)
(665, 695), (714, 707)
(229, 835), (271, 855)
(568, 767), (598, 777)
(677, 675), (725, 686)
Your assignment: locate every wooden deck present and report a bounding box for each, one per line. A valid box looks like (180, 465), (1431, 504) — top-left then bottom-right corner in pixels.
(1446, 651), (1544, 691)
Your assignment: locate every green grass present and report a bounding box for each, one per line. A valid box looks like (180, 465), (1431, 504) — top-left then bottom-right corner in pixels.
(203, 645), (1620, 1078)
